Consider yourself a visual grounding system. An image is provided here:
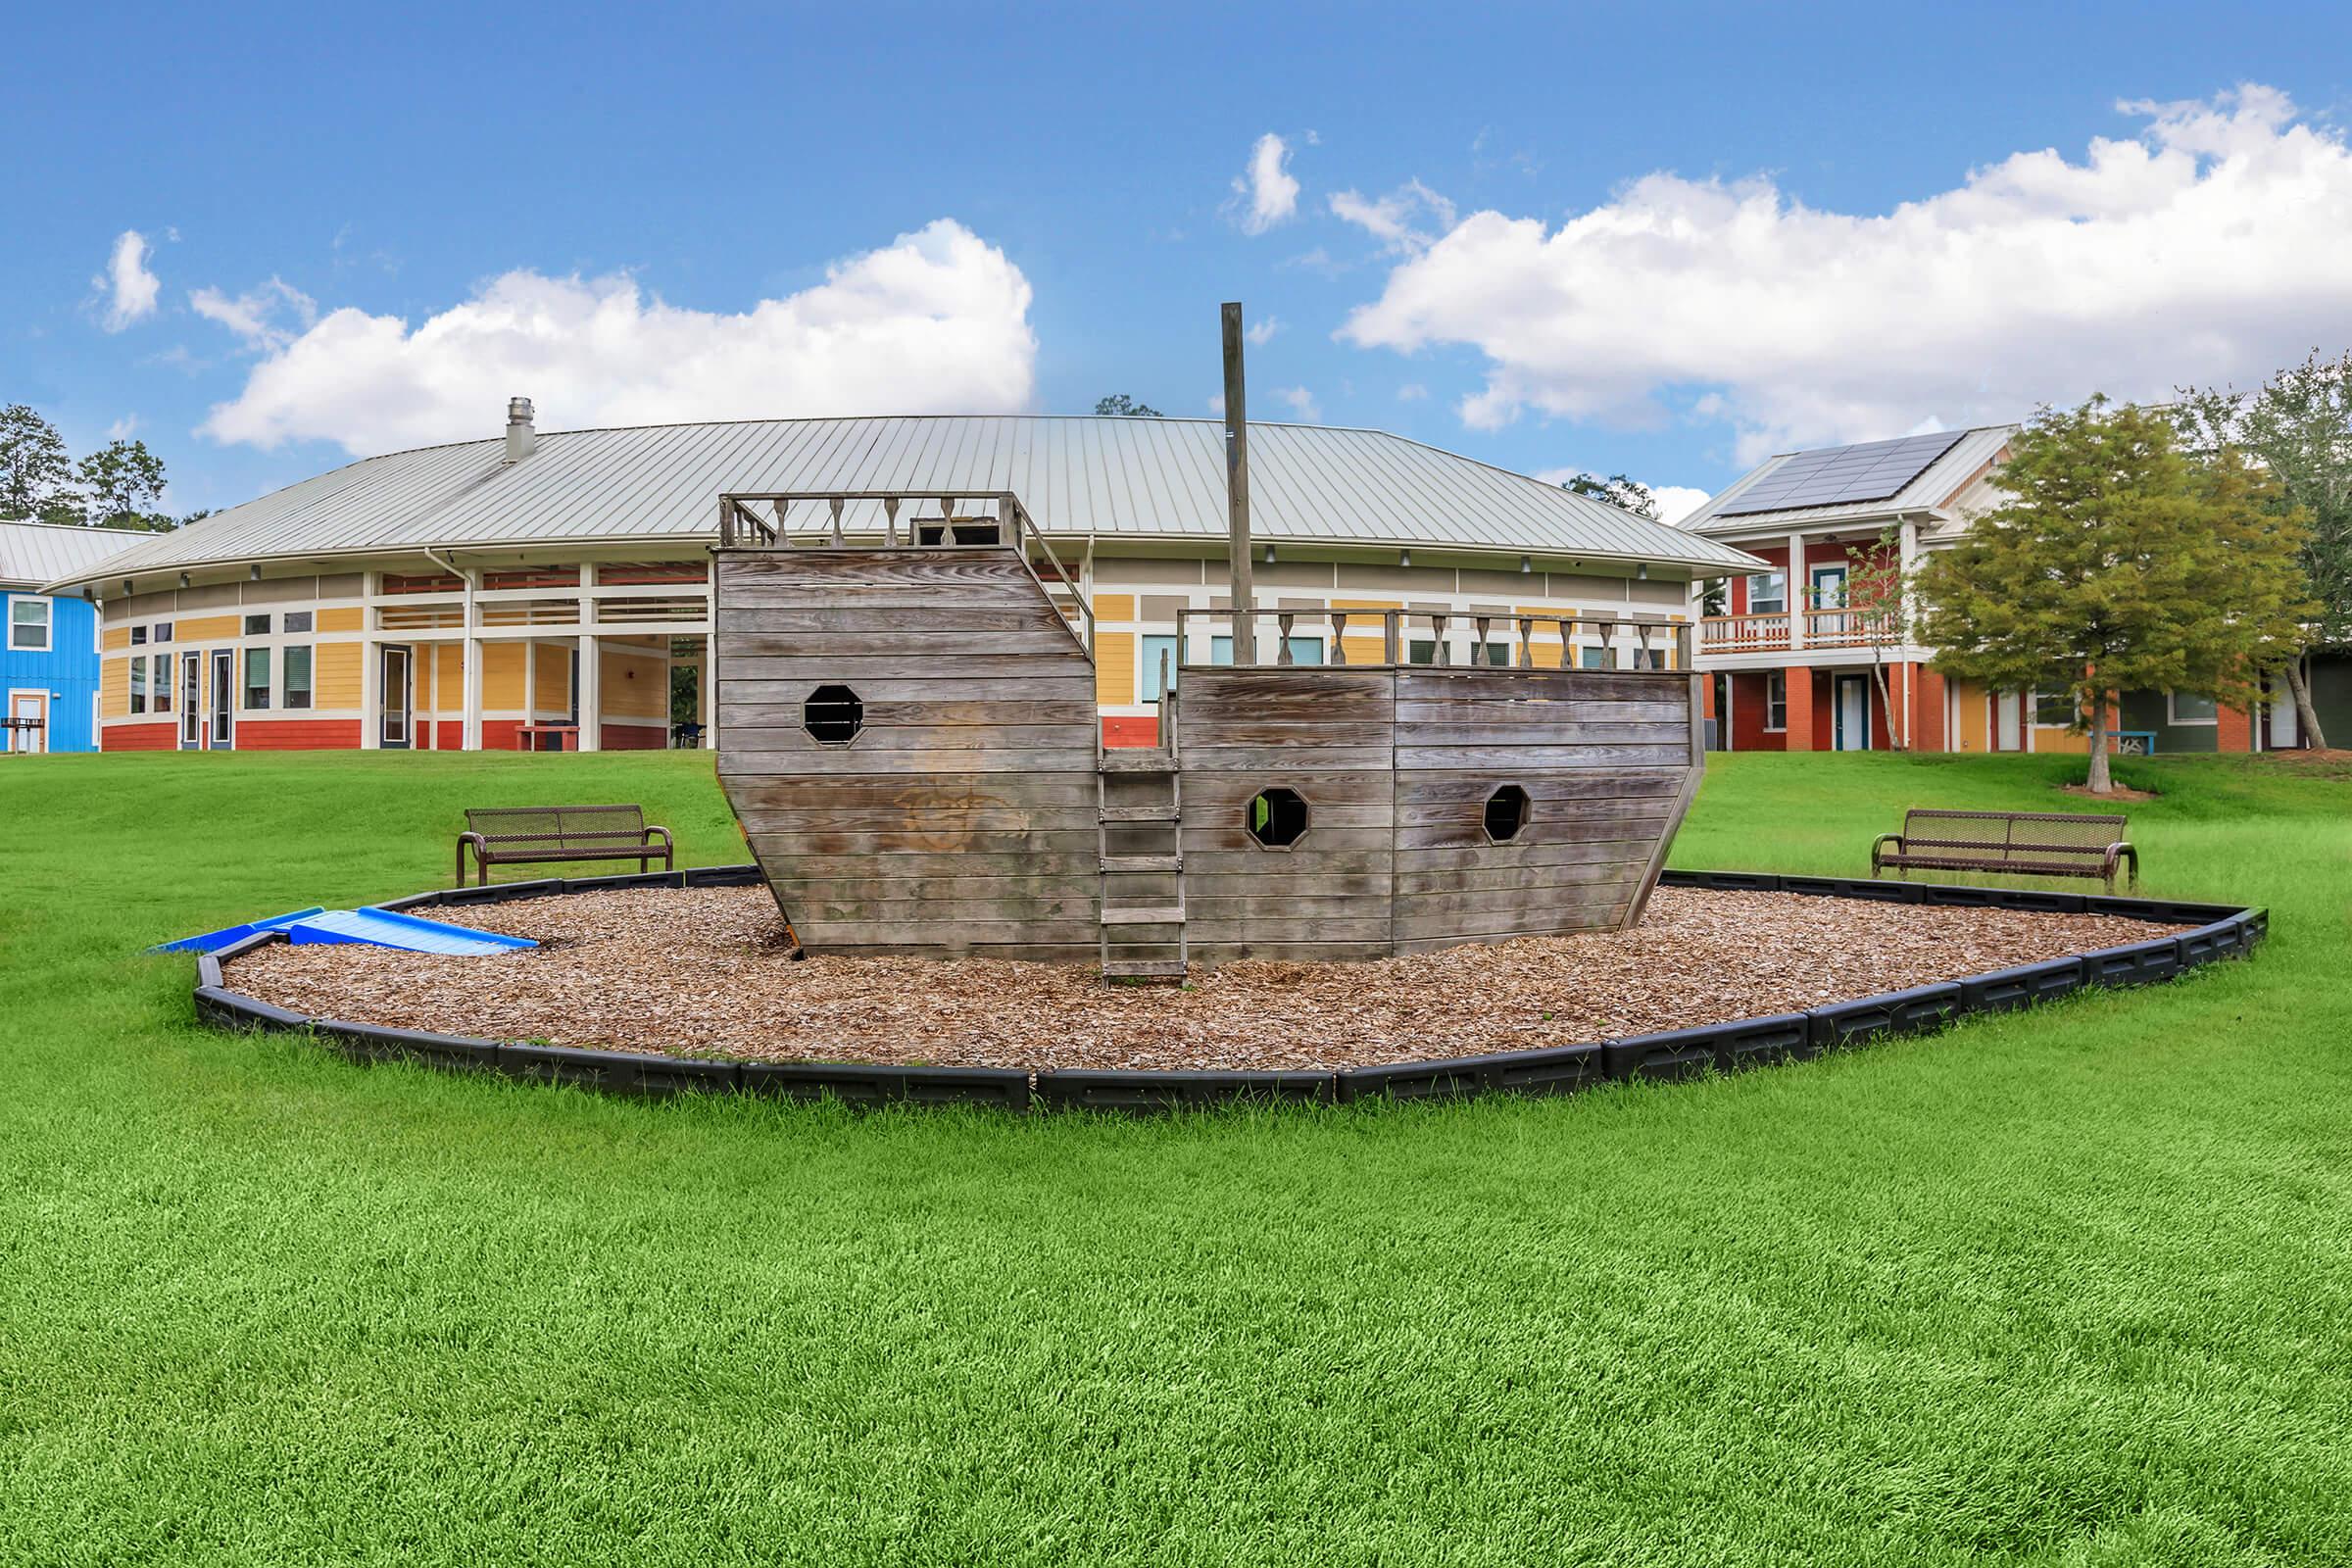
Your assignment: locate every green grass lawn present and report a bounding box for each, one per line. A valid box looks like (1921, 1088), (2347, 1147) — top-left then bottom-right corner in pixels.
(2, 749), (2347, 1566)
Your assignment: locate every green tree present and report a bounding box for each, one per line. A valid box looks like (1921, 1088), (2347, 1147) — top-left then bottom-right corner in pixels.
(78, 437), (172, 530)
(1560, 471), (1659, 518)
(1917, 397), (2313, 794)
(2176, 350), (2352, 747)
(0, 404), (82, 524)
(1094, 394), (1162, 416)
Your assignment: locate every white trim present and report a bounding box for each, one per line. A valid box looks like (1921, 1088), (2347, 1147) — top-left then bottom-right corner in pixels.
(2165, 690), (2220, 726)
(6, 593), (53, 653)
(1761, 669), (1788, 733)
(5, 687), (47, 754)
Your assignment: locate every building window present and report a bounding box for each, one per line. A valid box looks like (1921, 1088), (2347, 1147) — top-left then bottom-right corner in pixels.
(283, 646), (313, 710)
(283, 611), (314, 633)
(2034, 690), (2076, 727)
(245, 647), (272, 710)
(153, 620), (172, 643)
(1580, 645), (1609, 670)
(1749, 572), (1788, 615)
(244, 613), (271, 636)
(1764, 671), (1788, 732)
(130, 624), (147, 646)
(154, 652), (173, 712)
(1139, 634), (1180, 700)
(130, 656), (149, 714)
(2167, 692), (2218, 725)
(7, 596), (51, 652)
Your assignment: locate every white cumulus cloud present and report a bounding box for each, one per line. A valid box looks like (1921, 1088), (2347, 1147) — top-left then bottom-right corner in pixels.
(1246, 315), (1281, 345)
(1328, 179), (1456, 255)
(1230, 133), (1300, 234)
(1340, 85), (2352, 461)
(1275, 385), (1321, 422)
(191, 277), (318, 352)
(96, 230), (161, 330)
(196, 220), (1036, 455)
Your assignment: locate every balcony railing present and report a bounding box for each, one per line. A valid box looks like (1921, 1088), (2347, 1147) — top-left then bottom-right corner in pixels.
(1699, 606), (1903, 655)
(1699, 611), (1789, 653)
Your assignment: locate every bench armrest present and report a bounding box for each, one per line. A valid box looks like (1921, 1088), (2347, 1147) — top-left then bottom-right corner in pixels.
(643, 824), (674, 851)
(1870, 832), (1905, 870)
(456, 831), (490, 888)
(2104, 841), (2138, 891)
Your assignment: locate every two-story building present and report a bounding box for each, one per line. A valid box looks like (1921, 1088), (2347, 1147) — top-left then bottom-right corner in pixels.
(1681, 427), (2303, 755)
(1, 520), (141, 753)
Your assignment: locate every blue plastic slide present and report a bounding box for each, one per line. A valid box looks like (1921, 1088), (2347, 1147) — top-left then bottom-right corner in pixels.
(156, 905), (535, 956)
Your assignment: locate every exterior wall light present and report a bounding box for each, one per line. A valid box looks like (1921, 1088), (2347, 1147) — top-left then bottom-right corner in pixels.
(1398, 549), (1411, 567)
(1519, 556), (1533, 574)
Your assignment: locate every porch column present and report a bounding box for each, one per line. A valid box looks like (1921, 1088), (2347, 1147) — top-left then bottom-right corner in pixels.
(703, 576), (720, 752)
(578, 634), (602, 752)
(359, 627), (380, 750)
(1783, 664), (1816, 752)
(1787, 532), (1807, 651)
(462, 638), (484, 751)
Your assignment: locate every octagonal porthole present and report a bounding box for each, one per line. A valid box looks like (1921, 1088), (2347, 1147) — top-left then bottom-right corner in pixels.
(1247, 787), (1310, 849)
(804, 684), (862, 746)
(1484, 784), (1531, 843)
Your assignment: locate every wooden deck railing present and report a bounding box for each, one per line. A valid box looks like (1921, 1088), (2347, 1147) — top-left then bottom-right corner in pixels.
(715, 489), (1093, 656)
(1173, 607), (1691, 672)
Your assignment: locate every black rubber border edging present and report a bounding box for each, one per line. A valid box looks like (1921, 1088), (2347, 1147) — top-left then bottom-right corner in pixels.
(185, 863), (2268, 1114)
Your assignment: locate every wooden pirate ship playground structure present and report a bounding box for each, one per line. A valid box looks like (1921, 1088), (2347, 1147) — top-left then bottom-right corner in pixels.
(710, 488), (1706, 979)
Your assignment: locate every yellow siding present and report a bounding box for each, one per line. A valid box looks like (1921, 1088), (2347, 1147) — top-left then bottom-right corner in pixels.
(1095, 630), (1136, 705)
(1952, 679), (1988, 752)
(1528, 640), (1564, 669)
(317, 606), (363, 632)
(482, 643), (526, 710)
(315, 643), (362, 710)
(1092, 593), (1135, 622)
(2034, 724), (2090, 755)
(433, 644), (464, 715)
(101, 625), (131, 651)
(533, 643), (571, 711)
(101, 657), (130, 717)
(601, 646), (668, 718)
(175, 613), (240, 643)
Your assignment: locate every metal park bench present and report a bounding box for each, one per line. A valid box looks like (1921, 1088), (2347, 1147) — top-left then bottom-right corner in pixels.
(456, 805), (674, 887)
(1871, 808), (2137, 891)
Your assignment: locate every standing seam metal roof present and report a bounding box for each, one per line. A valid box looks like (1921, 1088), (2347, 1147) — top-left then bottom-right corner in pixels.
(50, 416), (1763, 587)
(1, 520), (149, 588)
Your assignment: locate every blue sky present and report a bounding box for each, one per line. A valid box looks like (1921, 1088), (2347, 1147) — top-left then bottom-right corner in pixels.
(6, 1), (2352, 521)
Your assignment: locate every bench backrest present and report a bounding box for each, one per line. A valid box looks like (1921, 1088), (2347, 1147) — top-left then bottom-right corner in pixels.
(465, 804), (647, 850)
(1900, 808), (2127, 866)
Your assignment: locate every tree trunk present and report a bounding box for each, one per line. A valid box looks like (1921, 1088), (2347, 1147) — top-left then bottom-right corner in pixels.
(2084, 692), (2112, 794)
(2284, 657), (2327, 750)
(1868, 660), (1902, 751)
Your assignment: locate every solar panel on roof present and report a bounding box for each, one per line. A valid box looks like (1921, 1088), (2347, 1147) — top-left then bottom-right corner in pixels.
(1716, 430), (1966, 517)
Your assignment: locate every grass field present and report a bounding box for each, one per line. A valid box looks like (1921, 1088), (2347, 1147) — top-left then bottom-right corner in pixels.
(2, 749), (2347, 1566)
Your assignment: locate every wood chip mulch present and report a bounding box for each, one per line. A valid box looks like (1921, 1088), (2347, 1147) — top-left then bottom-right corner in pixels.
(219, 887), (2192, 1073)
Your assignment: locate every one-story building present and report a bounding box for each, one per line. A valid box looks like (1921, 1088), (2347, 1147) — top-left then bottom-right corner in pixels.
(46, 404), (1763, 753)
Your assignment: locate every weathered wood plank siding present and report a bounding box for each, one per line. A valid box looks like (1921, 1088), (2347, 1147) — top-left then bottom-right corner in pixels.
(1390, 667), (1696, 950)
(714, 547), (1102, 959)
(1177, 666), (1397, 963)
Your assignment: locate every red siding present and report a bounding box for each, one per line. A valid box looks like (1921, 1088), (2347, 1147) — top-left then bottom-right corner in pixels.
(105, 721), (179, 752)
(1728, 670), (1784, 752)
(599, 722), (668, 751)
(1101, 715), (1157, 748)
(2216, 705), (2252, 754)
(233, 718), (366, 750)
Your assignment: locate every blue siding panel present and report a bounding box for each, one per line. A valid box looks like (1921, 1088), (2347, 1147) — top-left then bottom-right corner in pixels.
(1, 594), (101, 752)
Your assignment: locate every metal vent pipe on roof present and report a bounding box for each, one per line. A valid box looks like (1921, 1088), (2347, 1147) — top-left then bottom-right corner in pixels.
(506, 397), (536, 462)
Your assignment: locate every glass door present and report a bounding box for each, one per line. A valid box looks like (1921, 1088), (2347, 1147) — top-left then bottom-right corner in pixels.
(209, 650), (234, 749)
(179, 651), (201, 749)
(380, 646), (412, 749)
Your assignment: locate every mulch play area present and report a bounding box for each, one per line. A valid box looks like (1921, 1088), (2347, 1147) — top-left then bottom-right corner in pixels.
(221, 886), (2192, 1073)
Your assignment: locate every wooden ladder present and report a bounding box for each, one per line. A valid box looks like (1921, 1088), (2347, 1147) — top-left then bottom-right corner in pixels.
(1097, 748), (1187, 981)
